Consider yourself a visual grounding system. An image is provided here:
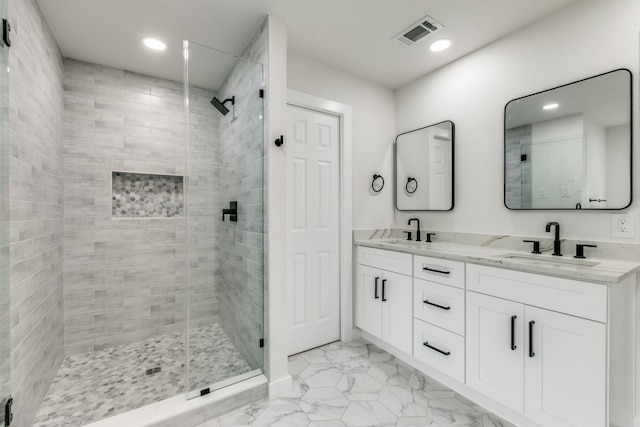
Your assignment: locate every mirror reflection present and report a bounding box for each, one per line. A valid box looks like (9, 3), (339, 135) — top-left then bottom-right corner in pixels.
(505, 69), (632, 210)
(396, 121), (454, 211)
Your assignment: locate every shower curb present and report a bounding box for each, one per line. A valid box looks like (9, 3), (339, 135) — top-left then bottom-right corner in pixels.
(83, 375), (268, 427)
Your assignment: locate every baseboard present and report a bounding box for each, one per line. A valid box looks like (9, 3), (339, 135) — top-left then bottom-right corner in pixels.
(268, 374), (292, 398)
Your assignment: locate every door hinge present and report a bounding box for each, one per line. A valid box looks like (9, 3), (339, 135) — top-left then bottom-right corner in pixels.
(4, 397), (13, 426)
(200, 388), (210, 397)
(259, 338), (264, 348)
(2, 19), (10, 48)
(259, 89), (264, 98)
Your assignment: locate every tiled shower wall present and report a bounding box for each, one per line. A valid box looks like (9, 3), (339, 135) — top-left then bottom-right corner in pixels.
(505, 124), (532, 209)
(8, 0), (65, 426)
(217, 21), (267, 370)
(63, 59), (218, 354)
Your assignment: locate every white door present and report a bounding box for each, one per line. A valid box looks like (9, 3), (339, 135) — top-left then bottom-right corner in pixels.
(381, 271), (413, 354)
(287, 105), (341, 355)
(524, 306), (606, 427)
(355, 265), (382, 338)
(466, 291), (525, 413)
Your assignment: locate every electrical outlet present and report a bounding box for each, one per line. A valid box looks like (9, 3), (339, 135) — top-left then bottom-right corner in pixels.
(612, 214), (636, 238)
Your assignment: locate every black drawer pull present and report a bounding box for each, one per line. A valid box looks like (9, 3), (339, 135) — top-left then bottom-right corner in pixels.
(510, 315), (517, 351)
(374, 277), (380, 299)
(422, 266), (451, 275)
(423, 341), (450, 356)
(529, 320), (535, 358)
(381, 279), (387, 301)
(423, 299), (451, 310)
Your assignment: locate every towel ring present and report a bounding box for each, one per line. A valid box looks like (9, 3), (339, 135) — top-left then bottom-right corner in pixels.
(405, 177), (417, 194)
(371, 174), (384, 193)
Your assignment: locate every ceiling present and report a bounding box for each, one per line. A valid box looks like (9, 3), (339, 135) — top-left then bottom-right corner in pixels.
(36, 0), (578, 90)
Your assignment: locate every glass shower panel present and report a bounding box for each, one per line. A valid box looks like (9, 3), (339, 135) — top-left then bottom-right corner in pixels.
(184, 41), (264, 395)
(0, 0), (10, 421)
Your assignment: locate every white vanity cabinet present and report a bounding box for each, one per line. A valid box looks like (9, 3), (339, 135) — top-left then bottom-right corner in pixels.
(354, 242), (636, 427)
(356, 247), (413, 354)
(466, 264), (624, 427)
(413, 255), (466, 382)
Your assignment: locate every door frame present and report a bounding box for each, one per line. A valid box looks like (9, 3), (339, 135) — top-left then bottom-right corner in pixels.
(287, 89), (354, 343)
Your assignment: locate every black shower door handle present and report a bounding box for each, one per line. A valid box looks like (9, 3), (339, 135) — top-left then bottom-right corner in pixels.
(374, 277), (380, 299)
(381, 279), (387, 301)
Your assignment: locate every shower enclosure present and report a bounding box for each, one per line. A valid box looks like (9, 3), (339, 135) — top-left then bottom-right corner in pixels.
(26, 39), (265, 426)
(184, 40), (265, 397)
(0, 0), (9, 423)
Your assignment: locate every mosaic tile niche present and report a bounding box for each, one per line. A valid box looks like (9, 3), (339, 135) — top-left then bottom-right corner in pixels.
(112, 172), (184, 218)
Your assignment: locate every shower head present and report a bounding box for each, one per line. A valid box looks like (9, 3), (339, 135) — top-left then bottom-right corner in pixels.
(210, 96), (235, 116)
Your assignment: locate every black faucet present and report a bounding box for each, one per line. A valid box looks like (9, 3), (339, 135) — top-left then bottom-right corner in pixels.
(408, 218), (421, 242)
(545, 221), (562, 256)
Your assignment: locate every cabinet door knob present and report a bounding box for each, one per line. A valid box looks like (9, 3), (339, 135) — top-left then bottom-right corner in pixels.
(381, 279), (387, 302)
(374, 277), (380, 299)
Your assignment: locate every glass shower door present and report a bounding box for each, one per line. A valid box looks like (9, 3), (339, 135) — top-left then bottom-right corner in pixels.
(183, 40), (265, 396)
(0, 0), (10, 422)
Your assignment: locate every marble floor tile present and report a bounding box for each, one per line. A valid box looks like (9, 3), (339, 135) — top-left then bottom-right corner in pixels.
(335, 372), (383, 401)
(299, 387), (350, 421)
(194, 338), (516, 427)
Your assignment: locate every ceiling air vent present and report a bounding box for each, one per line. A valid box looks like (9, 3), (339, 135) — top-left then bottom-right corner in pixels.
(394, 15), (444, 46)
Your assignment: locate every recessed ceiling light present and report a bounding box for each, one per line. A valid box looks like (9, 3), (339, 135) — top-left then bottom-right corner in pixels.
(543, 103), (559, 110)
(429, 38), (451, 52)
(143, 38), (166, 51)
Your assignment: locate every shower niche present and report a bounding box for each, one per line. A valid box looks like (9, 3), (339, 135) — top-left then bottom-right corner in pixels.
(111, 171), (184, 218)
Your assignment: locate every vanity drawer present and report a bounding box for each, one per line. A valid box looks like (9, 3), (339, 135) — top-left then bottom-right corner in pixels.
(466, 264), (607, 323)
(414, 255), (465, 288)
(357, 246), (412, 275)
(413, 319), (464, 383)
(414, 279), (465, 335)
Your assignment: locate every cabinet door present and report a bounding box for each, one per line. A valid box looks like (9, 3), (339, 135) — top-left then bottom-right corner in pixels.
(524, 306), (606, 427)
(381, 270), (413, 354)
(466, 292), (525, 413)
(356, 264), (382, 338)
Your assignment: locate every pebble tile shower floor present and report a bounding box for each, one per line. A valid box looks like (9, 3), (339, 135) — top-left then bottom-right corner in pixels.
(32, 324), (251, 426)
(195, 339), (514, 427)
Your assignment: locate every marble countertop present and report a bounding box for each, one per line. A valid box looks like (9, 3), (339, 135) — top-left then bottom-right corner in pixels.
(355, 238), (640, 285)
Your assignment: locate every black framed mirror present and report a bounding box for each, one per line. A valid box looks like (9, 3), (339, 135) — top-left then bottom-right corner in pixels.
(504, 69), (632, 210)
(395, 120), (454, 211)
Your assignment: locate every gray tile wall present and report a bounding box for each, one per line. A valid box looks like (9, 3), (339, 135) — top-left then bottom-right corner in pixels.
(505, 125), (532, 209)
(63, 60), (218, 354)
(217, 22), (267, 371)
(8, 1), (65, 426)
(185, 83), (219, 331)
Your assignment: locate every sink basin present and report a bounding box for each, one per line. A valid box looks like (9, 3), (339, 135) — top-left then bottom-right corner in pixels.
(497, 252), (600, 267)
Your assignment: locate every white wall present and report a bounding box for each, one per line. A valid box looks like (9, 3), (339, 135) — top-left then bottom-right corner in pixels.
(287, 52), (396, 229)
(395, 0), (640, 243)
